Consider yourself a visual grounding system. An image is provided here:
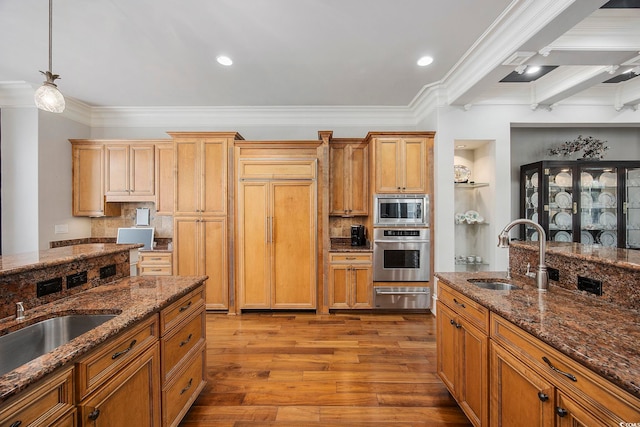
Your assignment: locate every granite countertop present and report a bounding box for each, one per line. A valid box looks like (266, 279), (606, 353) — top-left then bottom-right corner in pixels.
(435, 271), (640, 399)
(0, 275), (207, 403)
(329, 238), (373, 252)
(0, 243), (143, 277)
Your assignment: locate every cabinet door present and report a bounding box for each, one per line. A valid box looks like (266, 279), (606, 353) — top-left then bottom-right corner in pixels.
(375, 138), (401, 193)
(237, 181), (270, 308)
(173, 217), (201, 277)
(73, 145), (105, 216)
(459, 318), (488, 427)
(79, 344), (160, 427)
(129, 144), (155, 197)
(329, 145), (348, 215)
(105, 145), (129, 196)
(202, 217), (229, 310)
(556, 391), (610, 427)
(155, 143), (174, 215)
(202, 138), (227, 215)
(271, 181), (317, 309)
(348, 144), (369, 215)
(402, 137), (428, 193)
(436, 302), (458, 395)
(351, 264), (373, 308)
(328, 264), (350, 309)
(490, 342), (555, 427)
(175, 140), (200, 215)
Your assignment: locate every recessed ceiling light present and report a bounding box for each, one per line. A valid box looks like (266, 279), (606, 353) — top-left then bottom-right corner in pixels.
(417, 56), (433, 67)
(216, 55), (233, 66)
(456, 145), (467, 149)
(526, 66), (541, 75)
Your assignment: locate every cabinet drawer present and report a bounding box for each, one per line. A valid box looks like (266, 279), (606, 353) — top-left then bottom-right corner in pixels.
(238, 159), (317, 179)
(50, 409), (77, 427)
(139, 265), (173, 276)
(438, 282), (489, 334)
(139, 252), (172, 265)
(0, 367), (74, 427)
(491, 313), (640, 421)
(160, 285), (205, 335)
(329, 253), (372, 264)
(76, 315), (159, 399)
(162, 343), (206, 427)
(162, 309), (205, 382)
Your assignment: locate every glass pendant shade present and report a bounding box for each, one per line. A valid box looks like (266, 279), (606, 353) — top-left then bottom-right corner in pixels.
(34, 81), (65, 113)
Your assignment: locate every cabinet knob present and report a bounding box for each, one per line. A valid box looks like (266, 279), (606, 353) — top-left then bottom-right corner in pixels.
(556, 407), (568, 417)
(9, 421), (22, 427)
(537, 392), (549, 402)
(88, 409), (101, 421)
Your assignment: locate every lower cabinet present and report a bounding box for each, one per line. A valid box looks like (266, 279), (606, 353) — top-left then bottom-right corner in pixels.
(328, 253), (372, 309)
(139, 251), (173, 276)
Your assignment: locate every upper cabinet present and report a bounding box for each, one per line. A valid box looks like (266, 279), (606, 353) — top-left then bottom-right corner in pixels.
(104, 142), (155, 202)
(368, 133), (434, 194)
(520, 160), (640, 249)
(155, 143), (174, 215)
(71, 142), (121, 217)
(329, 140), (369, 216)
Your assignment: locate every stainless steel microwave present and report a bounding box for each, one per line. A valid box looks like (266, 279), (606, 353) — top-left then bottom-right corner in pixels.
(374, 194), (429, 227)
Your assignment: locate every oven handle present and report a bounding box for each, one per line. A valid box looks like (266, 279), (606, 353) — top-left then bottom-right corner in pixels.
(375, 289), (430, 295)
(374, 240), (430, 244)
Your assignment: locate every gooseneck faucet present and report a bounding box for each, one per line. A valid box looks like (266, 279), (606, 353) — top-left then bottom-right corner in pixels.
(498, 219), (549, 292)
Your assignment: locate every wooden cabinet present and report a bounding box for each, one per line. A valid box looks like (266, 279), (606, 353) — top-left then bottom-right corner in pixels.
(0, 366), (75, 427)
(370, 134), (433, 194)
(237, 159), (317, 310)
(155, 142), (174, 215)
(173, 135), (228, 216)
(174, 216), (228, 310)
(160, 285), (206, 427)
(76, 315), (160, 426)
(328, 253), (372, 309)
(329, 141), (369, 216)
(490, 313), (640, 426)
(71, 142), (121, 217)
(436, 281), (489, 427)
(139, 251), (173, 276)
(104, 143), (155, 201)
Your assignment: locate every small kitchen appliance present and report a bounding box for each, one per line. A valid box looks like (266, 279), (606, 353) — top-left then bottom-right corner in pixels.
(374, 194), (429, 227)
(351, 225), (366, 246)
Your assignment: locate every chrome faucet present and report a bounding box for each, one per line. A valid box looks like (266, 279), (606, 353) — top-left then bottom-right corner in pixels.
(498, 219), (549, 292)
(16, 302), (25, 321)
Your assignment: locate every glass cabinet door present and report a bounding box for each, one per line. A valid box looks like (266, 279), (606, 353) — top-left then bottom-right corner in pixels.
(579, 166), (618, 247)
(546, 165), (575, 243)
(521, 165), (541, 241)
(625, 167), (640, 249)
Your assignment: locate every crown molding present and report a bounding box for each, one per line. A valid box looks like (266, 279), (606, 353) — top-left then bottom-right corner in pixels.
(0, 81), (35, 107)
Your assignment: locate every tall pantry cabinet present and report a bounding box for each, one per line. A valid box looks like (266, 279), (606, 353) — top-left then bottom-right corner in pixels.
(170, 132), (244, 310)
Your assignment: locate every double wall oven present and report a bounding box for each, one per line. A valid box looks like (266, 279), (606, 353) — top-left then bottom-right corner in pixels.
(372, 195), (431, 309)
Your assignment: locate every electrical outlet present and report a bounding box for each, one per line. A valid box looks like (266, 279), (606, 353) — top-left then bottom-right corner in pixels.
(67, 271), (88, 289)
(577, 276), (602, 296)
(100, 264), (117, 279)
(54, 224), (69, 234)
(548, 267), (559, 281)
(37, 277), (62, 297)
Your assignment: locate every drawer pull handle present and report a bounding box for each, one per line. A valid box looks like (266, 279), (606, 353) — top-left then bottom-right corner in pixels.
(88, 409), (101, 421)
(542, 356), (577, 382)
(180, 378), (193, 395)
(151, 268), (162, 271)
(179, 301), (192, 312)
(150, 257), (162, 260)
(556, 407), (568, 417)
(10, 421), (22, 427)
(537, 392), (549, 402)
(180, 333), (193, 347)
(112, 339), (137, 360)
(345, 257), (356, 260)
(453, 298), (466, 308)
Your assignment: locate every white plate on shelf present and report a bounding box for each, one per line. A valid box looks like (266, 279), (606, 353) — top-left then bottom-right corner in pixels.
(554, 211), (572, 228)
(580, 192), (592, 208)
(530, 172), (539, 188)
(531, 212), (538, 223)
(580, 231), (594, 244)
(530, 231), (539, 241)
(580, 172), (593, 187)
(598, 191), (616, 208)
(531, 192), (539, 207)
(581, 212), (592, 226)
(554, 231), (572, 242)
(599, 211), (616, 228)
(555, 172), (572, 187)
(598, 230), (617, 247)
(600, 172), (617, 187)
(555, 191), (572, 209)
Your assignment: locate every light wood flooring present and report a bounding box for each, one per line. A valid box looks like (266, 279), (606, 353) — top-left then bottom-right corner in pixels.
(180, 312), (472, 427)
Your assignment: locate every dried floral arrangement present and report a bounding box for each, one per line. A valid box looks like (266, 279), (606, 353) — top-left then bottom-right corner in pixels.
(547, 135), (609, 160)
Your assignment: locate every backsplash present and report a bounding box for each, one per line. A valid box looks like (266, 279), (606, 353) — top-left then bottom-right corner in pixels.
(91, 202), (173, 239)
(329, 216), (368, 238)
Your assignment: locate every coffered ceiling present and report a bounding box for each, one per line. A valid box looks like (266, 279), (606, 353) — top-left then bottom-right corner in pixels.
(0, 0), (639, 112)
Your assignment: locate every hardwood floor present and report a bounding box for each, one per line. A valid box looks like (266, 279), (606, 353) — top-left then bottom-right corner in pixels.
(180, 312), (472, 427)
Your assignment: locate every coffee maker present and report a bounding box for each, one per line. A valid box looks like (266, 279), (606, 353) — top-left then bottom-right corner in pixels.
(351, 225), (366, 246)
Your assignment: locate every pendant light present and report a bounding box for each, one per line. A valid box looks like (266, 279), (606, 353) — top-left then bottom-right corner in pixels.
(34, 0), (65, 113)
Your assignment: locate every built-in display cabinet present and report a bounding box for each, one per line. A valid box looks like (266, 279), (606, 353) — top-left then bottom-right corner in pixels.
(520, 160), (640, 249)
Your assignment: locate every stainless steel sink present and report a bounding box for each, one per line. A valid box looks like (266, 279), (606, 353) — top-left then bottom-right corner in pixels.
(0, 314), (116, 376)
(467, 279), (521, 291)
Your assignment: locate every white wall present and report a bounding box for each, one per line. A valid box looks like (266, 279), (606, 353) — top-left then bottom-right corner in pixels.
(38, 112), (92, 249)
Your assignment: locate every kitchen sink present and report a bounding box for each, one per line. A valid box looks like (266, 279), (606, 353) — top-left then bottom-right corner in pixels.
(467, 279), (521, 291)
(0, 314), (117, 376)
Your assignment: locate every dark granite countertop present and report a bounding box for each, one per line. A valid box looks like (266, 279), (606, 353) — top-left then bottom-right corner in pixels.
(435, 271), (640, 399)
(0, 243), (143, 277)
(329, 238), (372, 252)
(0, 275), (206, 403)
